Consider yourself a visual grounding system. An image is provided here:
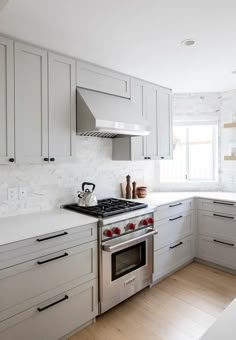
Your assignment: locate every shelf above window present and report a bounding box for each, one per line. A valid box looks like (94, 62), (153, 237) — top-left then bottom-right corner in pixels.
(224, 156), (236, 160)
(224, 123), (236, 128)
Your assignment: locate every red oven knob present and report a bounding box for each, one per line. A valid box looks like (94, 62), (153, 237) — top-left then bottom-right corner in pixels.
(148, 217), (154, 225)
(112, 227), (121, 235)
(103, 229), (113, 238)
(142, 219), (148, 226)
(127, 223), (136, 231)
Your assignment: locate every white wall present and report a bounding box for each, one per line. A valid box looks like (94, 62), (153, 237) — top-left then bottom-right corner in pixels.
(0, 137), (157, 217)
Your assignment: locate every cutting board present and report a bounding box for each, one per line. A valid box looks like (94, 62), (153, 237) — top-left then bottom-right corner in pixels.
(120, 180), (145, 198)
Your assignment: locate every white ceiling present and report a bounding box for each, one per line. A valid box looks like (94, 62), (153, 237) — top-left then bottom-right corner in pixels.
(1, 0), (236, 93)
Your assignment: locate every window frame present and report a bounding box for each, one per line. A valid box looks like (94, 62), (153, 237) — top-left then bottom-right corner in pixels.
(160, 121), (218, 183)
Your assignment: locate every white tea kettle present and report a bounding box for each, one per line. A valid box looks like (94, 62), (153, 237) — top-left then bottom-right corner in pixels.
(77, 182), (97, 207)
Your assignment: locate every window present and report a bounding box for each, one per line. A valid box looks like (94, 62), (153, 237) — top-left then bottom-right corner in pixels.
(160, 123), (218, 182)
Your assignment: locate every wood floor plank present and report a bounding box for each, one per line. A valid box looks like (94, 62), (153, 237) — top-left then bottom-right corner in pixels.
(69, 263), (236, 340)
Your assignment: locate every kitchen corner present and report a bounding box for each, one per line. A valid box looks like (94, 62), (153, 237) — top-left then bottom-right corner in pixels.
(1, 1), (236, 339)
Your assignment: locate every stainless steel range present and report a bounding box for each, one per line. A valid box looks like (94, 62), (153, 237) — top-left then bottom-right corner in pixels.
(64, 198), (157, 314)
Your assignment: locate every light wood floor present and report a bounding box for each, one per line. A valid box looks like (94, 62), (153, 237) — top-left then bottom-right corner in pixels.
(69, 262), (236, 340)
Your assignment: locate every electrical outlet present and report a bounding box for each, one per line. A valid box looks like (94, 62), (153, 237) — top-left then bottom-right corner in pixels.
(19, 187), (27, 200)
(8, 188), (18, 201)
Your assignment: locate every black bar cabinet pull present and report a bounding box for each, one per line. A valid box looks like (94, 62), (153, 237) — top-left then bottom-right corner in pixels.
(37, 295), (69, 312)
(169, 202), (183, 208)
(169, 215), (183, 221)
(37, 231), (68, 242)
(9, 158), (15, 162)
(37, 252), (68, 265)
(50, 157), (55, 162)
(213, 239), (234, 247)
(213, 213), (234, 220)
(213, 201), (234, 206)
(170, 241), (183, 249)
(43, 158), (49, 162)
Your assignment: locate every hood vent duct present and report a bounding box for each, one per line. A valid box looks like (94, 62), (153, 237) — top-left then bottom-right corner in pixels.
(76, 88), (150, 138)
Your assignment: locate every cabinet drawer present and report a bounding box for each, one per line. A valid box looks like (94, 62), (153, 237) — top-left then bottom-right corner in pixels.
(0, 279), (98, 340)
(0, 223), (97, 270)
(154, 199), (194, 221)
(154, 211), (194, 251)
(153, 235), (194, 282)
(198, 199), (236, 215)
(0, 241), (97, 321)
(198, 210), (236, 241)
(198, 235), (236, 270)
(77, 61), (130, 98)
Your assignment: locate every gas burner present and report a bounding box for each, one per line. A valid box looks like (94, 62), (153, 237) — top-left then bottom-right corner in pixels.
(64, 198), (148, 218)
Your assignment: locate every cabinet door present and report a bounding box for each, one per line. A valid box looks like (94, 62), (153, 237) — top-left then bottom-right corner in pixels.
(77, 60), (130, 98)
(0, 37), (14, 165)
(48, 53), (76, 162)
(145, 84), (159, 159)
(130, 78), (146, 160)
(157, 87), (173, 159)
(14, 43), (48, 164)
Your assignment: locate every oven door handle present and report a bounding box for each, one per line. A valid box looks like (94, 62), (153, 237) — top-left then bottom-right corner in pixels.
(102, 228), (158, 253)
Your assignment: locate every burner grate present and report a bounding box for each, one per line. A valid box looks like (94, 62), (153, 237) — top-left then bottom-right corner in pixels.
(64, 198), (148, 218)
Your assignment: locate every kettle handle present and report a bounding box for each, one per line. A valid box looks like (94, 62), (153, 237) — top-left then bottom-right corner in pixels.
(82, 182), (96, 192)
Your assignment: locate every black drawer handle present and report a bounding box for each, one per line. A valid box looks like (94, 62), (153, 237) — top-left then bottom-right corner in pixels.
(9, 158), (15, 163)
(213, 239), (234, 247)
(50, 157), (55, 162)
(213, 213), (234, 220)
(169, 216), (183, 221)
(213, 201), (234, 206)
(169, 203), (183, 208)
(37, 252), (68, 265)
(37, 295), (69, 312)
(170, 241), (183, 249)
(37, 232), (68, 242)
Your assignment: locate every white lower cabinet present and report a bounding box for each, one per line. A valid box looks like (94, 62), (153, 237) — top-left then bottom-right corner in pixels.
(198, 235), (236, 270)
(153, 235), (194, 282)
(197, 200), (236, 270)
(0, 279), (97, 340)
(0, 241), (97, 321)
(0, 224), (98, 340)
(198, 210), (236, 242)
(153, 200), (194, 283)
(154, 211), (194, 251)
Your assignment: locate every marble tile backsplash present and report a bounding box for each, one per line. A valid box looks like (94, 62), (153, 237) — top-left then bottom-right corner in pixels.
(0, 137), (158, 217)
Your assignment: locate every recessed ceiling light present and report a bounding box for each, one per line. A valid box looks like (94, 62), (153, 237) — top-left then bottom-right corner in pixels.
(232, 70), (236, 74)
(181, 39), (196, 46)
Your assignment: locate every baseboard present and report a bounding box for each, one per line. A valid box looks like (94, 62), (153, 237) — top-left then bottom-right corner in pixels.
(194, 258), (236, 275)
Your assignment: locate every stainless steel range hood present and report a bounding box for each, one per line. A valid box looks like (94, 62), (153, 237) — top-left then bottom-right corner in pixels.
(76, 88), (150, 138)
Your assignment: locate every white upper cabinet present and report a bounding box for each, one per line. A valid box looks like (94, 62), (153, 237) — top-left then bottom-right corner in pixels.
(14, 42), (48, 164)
(0, 37), (14, 165)
(157, 86), (173, 159)
(112, 79), (172, 161)
(77, 60), (131, 98)
(130, 78), (146, 160)
(145, 83), (159, 159)
(48, 53), (76, 162)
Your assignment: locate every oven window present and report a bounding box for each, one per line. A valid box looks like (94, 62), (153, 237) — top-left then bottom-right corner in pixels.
(111, 241), (146, 281)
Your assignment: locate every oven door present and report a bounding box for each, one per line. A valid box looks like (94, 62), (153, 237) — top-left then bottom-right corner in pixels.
(100, 228), (157, 313)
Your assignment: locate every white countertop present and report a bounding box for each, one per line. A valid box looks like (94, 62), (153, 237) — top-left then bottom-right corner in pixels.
(135, 191), (236, 207)
(200, 298), (236, 340)
(0, 209), (98, 246)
